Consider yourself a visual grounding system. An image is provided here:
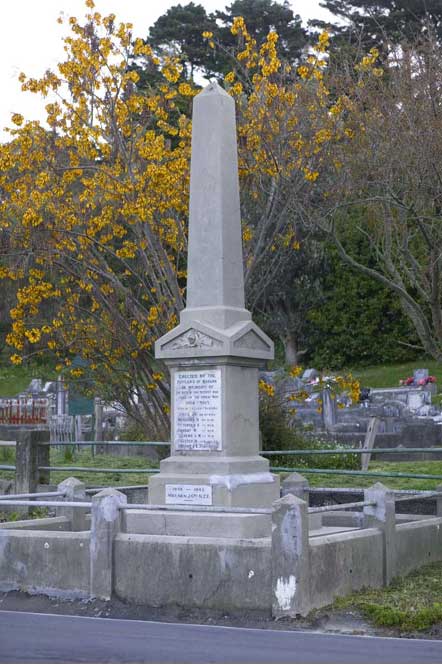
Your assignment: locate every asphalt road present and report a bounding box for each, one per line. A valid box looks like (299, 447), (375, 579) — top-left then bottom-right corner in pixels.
(0, 610), (441, 664)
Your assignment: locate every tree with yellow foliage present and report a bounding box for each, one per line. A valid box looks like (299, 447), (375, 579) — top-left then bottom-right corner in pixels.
(0, 3), (360, 435)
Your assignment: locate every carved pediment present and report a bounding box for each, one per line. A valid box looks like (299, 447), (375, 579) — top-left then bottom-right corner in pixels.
(162, 328), (222, 351)
(233, 329), (271, 351)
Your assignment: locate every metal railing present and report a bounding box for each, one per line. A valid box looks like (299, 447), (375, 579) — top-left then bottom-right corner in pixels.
(262, 448), (442, 456)
(1, 483), (441, 524)
(85, 485), (149, 494)
(394, 490), (442, 503)
(308, 500), (376, 514)
(0, 499), (91, 508)
(270, 467), (442, 480)
(2, 439), (442, 486)
(310, 487), (440, 495)
(49, 441), (170, 447)
(38, 466), (160, 474)
(119, 504), (271, 514)
(0, 491), (65, 500)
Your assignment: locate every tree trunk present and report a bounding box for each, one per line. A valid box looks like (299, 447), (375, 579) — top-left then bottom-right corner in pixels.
(282, 331), (300, 365)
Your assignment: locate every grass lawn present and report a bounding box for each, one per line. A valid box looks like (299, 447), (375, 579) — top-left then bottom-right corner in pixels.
(0, 362), (57, 397)
(349, 358), (442, 389)
(2, 445), (442, 490)
(292, 460), (442, 490)
(0, 447), (159, 485)
(332, 561), (442, 632)
(47, 448), (159, 486)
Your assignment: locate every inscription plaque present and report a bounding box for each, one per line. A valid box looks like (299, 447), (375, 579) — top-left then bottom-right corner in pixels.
(174, 369), (222, 451)
(165, 484), (213, 505)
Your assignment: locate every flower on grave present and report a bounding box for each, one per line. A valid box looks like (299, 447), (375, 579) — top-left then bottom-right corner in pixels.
(399, 375), (437, 386)
(399, 376), (415, 386)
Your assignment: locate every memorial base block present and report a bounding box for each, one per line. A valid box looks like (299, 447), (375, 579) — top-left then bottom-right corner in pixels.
(148, 466), (280, 512)
(125, 509), (272, 538)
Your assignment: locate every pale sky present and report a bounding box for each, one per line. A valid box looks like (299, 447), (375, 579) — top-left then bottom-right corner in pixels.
(0, 0), (333, 141)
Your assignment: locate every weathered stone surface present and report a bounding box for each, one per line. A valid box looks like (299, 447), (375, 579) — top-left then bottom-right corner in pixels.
(152, 80), (279, 522)
(57, 477), (88, 531)
(364, 482), (396, 584)
(309, 528), (384, 610)
(183, 81), (247, 324)
(0, 530), (90, 597)
(90, 488), (127, 600)
(281, 472), (309, 502)
(114, 534), (271, 611)
(271, 494), (310, 617)
(125, 510), (271, 538)
(396, 517), (442, 577)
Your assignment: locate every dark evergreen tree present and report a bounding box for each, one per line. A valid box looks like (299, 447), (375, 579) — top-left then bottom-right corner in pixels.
(148, 3), (219, 78)
(315, 0), (442, 51)
(306, 233), (420, 369)
(144, 1), (307, 81)
(214, 0), (307, 67)
(256, 235), (327, 366)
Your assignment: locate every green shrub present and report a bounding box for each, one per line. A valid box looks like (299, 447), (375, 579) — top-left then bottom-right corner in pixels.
(0, 446), (15, 463)
(363, 602), (442, 631)
(334, 561), (442, 631)
(62, 445), (75, 463)
(306, 230), (419, 369)
(259, 395), (359, 470)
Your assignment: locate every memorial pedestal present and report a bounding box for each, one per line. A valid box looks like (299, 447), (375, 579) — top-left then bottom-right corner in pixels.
(148, 357), (280, 514)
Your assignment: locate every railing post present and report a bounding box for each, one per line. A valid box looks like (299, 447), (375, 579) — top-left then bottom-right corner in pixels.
(15, 430), (51, 502)
(364, 482), (396, 585)
(271, 494), (311, 618)
(15, 431), (37, 496)
(90, 488), (127, 600)
(57, 477), (87, 531)
(94, 398), (105, 454)
(436, 484), (442, 517)
(281, 472), (309, 502)
(37, 435), (50, 486)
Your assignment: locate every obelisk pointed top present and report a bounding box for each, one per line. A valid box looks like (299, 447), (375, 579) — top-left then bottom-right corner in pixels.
(180, 74), (250, 329)
(198, 79), (231, 99)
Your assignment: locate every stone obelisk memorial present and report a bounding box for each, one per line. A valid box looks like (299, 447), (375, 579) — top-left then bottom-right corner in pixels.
(152, 81), (279, 535)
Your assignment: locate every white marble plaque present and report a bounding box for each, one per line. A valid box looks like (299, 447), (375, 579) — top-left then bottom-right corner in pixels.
(174, 369), (222, 451)
(165, 484), (213, 505)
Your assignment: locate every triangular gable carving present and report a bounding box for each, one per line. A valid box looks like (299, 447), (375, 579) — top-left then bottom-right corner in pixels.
(161, 328), (222, 351)
(233, 329), (270, 351)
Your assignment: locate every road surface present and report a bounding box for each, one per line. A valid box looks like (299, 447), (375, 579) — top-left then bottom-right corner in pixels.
(0, 610), (441, 663)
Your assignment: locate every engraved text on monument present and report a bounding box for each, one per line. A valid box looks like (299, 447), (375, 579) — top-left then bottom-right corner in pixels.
(174, 369), (222, 451)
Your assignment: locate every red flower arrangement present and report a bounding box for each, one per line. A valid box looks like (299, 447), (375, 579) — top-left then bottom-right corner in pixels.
(399, 375), (437, 386)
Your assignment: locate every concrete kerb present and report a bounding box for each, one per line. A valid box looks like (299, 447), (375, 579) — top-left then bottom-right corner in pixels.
(271, 493), (310, 618)
(90, 488), (127, 600)
(56, 477), (88, 531)
(364, 482), (396, 584)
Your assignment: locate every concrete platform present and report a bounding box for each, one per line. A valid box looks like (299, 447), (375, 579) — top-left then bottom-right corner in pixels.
(124, 509), (322, 538)
(125, 509), (271, 538)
